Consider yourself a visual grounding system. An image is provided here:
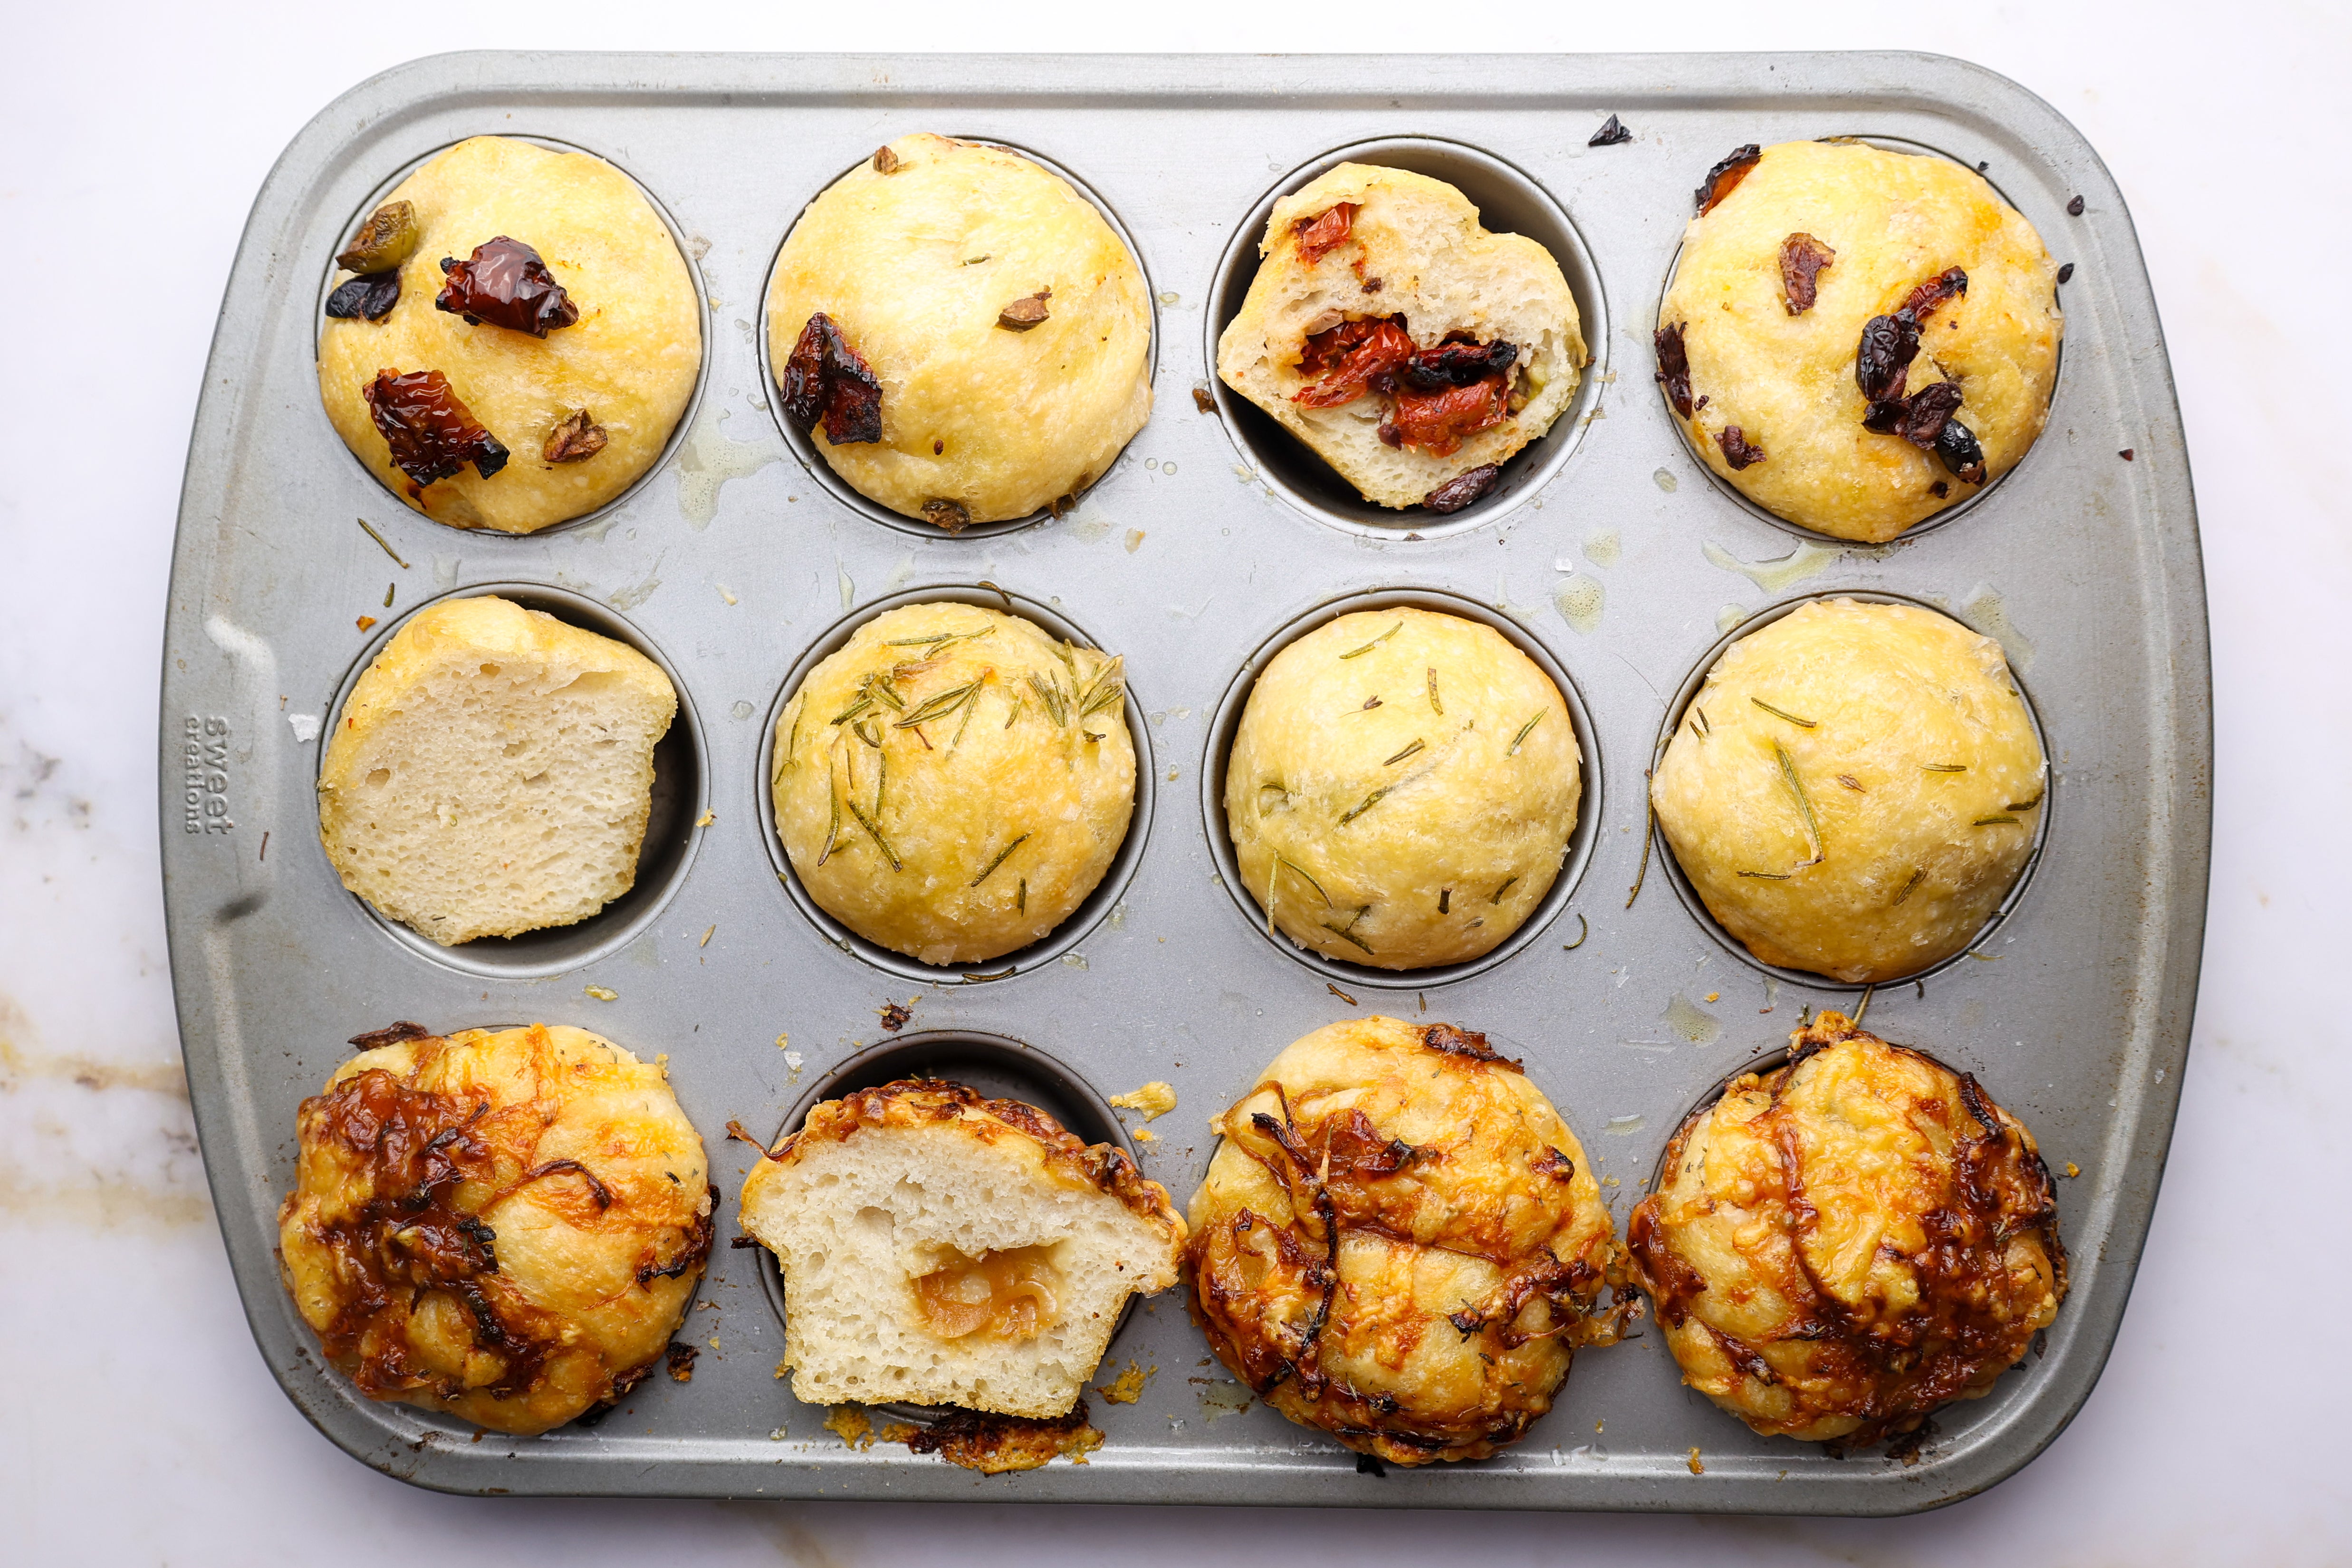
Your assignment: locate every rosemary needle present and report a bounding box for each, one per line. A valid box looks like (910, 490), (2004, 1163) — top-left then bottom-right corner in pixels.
(1427, 667), (1443, 714)
(970, 833), (1031, 887)
(1509, 711), (1545, 756)
(1892, 867), (1926, 905)
(1339, 621), (1402, 659)
(1382, 738), (1426, 767)
(1774, 741), (1824, 867)
(1750, 697), (1817, 728)
(1338, 786), (1392, 826)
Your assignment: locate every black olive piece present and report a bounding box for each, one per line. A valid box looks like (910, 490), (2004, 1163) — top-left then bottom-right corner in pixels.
(2067, 195), (2086, 216)
(1654, 323), (1694, 419)
(1855, 312), (1922, 403)
(326, 272), (401, 322)
(1935, 418), (1987, 485)
(1695, 144), (1762, 213)
(2057, 262), (2075, 285)
(1588, 114), (1632, 148)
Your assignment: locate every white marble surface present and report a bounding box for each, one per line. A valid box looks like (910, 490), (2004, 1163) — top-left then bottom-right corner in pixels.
(4, 2), (2346, 1562)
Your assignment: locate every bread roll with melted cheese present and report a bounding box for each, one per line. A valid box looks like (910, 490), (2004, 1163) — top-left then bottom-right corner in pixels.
(1627, 1012), (2066, 1446)
(770, 601), (1135, 965)
(1651, 598), (2044, 984)
(1218, 163), (1584, 511)
(765, 134), (1152, 529)
(1187, 1016), (1624, 1465)
(317, 135), (701, 534)
(1224, 607), (1581, 970)
(738, 1080), (1186, 1418)
(277, 1022), (713, 1436)
(1658, 140), (2061, 542)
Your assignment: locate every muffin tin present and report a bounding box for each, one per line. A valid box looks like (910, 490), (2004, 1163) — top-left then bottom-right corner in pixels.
(160, 51), (2208, 1514)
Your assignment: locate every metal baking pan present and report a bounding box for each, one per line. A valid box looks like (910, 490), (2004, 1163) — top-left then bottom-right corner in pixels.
(159, 49), (2207, 1514)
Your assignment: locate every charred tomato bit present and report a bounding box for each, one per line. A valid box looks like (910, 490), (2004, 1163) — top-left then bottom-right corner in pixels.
(1884, 381), (1963, 448)
(1293, 317), (1414, 409)
(1778, 233), (1836, 315)
(336, 200), (419, 275)
(1423, 464), (1501, 513)
(872, 144), (902, 174)
(364, 369), (509, 487)
(921, 499), (972, 533)
(1935, 418), (1987, 485)
(1930, 479), (1950, 498)
(1589, 113), (1632, 147)
(1654, 323), (1695, 419)
(435, 237), (579, 338)
(1380, 377), (1509, 458)
(1293, 203), (1358, 268)
(1855, 311), (1923, 403)
(1717, 425), (1765, 470)
(1191, 386), (1216, 414)
(542, 409), (607, 463)
(326, 272), (402, 322)
(781, 312), (884, 446)
(1695, 144), (1762, 214)
(996, 289), (1051, 331)
(1901, 267), (1969, 321)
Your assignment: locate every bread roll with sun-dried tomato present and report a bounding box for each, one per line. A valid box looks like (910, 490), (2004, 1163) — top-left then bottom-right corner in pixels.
(277, 1022), (713, 1436)
(1223, 606), (1580, 970)
(317, 135), (701, 534)
(1188, 1016), (1624, 1466)
(770, 601), (1135, 965)
(1650, 598), (2044, 984)
(1627, 1011), (2066, 1447)
(1657, 140), (2061, 542)
(1217, 163), (1584, 513)
(765, 134), (1152, 530)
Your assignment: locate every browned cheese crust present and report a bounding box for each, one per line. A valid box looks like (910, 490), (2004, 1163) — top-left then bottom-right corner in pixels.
(1186, 1016), (1625, 1465)
(277, 1022), (713, 1435)
(758, 1078), (1182, 1234)
(1625, 1012), (2066, 1447)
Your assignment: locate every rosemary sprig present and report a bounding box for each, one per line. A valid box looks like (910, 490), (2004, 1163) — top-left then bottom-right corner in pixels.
(1922, 762), (1968, 773)
(1750, 698), (1817, 729)
(1382, 738), (1426, 767)
(896, 682), (980, 728)
(1892, 867), (1926, 905)
(1337, 786), (1392, 826)
(1509, 711), (1545, 756)
(1339, 621), (1402, 659)
(867, 674), (906, 712)
(1077, 654), (1126, 718)
(1026, 672), (1068, 727)
(970, 833), (1031, 887)
(1972, 813), (2020, 827)
(840, 793), (902, 870)
(831, 693), (874, 726)
(1774, 741), (1824, 867)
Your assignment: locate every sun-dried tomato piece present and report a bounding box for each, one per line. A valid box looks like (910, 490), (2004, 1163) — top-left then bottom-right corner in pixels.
(1935, 418), (1987, 485)
(1654, 323), (1695, 419)
(326, 272), (401, 322)
(1893, 381), (1963, 448)
(996, 289), (1051, 331)
(781, 313), (884, 445)
(921, 499), (971, 532)
(1696, 145), (1762, 214)
(1902, 267), (1969, 322)
(542, 409), (608, 463)
(1293, 203), (1358, 267)
(1293, 317), (1414, 409)
(1589, 114), (1632, 148)
(1718, 425), (1765, 470)
(1395, 339), (1518, 393)
(1855, 312), (1923, 403)
(1380, 376), (1509, 458)
(1779, 233), (1836, 315)
(363, 369), (509, 487)
(434, 237), (578, 338)
(1423, 464), (1501, 513)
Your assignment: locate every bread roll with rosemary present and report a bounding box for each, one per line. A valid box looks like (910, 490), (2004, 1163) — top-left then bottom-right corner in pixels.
(1217, 163), (1584, 512)
(278, 1021), (713, 1436)
(1188, 1016), (1624, 1465)
(739, 1079), (1186, 1418)
(1628, 1011), (2065, 1446)
(317, 135), (701, 534)
(319, 595), (678, 946)
(1651, 598), (2044, 983)
(1223, 607), (1580, 970)
(766, 134), (1152, 529)
(1657, 139), (2061, 542)
(771, 602), (1134, 965)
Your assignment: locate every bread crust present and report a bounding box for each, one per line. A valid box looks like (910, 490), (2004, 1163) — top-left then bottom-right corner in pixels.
(766, 134), (1152, 526)
(1626, 1012), (2066, 1446)
(1650, 598), (2044, 983)
(1217, 164), (1584, 510)
(1186, 1017), (1624, 1464)
(276, 1022), (713, 1436)
(1659, 140), (2061, 542)
(317, 135), (700, 534)
(1224, 607), (1581, 969)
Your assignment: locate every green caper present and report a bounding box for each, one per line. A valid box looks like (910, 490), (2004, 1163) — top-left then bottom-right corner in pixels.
(336, 200), (419, 275)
